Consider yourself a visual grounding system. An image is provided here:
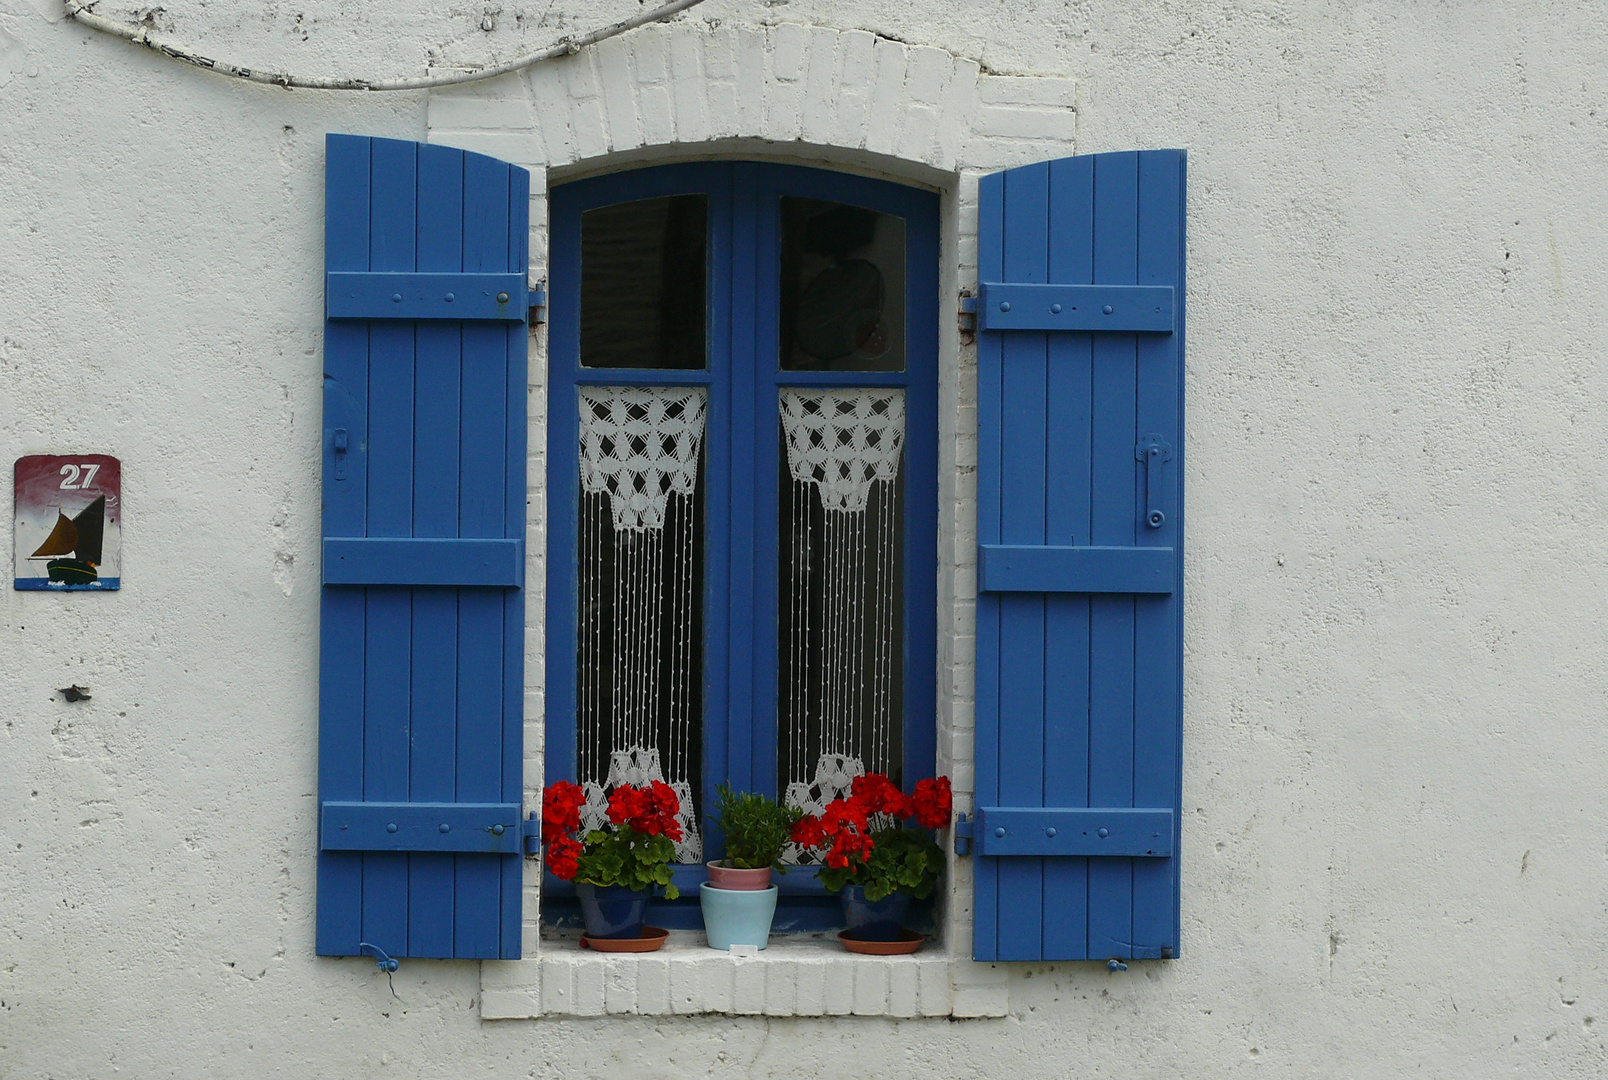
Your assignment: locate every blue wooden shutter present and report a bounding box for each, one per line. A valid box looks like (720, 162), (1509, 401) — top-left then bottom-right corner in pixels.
(973, 150), (1184, 962)
(318, 134), (529, 960)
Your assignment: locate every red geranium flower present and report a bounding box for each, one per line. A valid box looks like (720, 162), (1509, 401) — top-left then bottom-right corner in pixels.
(643, 780), (684, 842)
(824, 828), (874, 869)
(544, 834), (582, 880)
(820, 797), (870, 837)
(542, 780), (585, 843)
(911, 776), (953, 830)
(790, 814), (827, 849)
(850, 773), (914, 819)
(607, 784), (647, 826)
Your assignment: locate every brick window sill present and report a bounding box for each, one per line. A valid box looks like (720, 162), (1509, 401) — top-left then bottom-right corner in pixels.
(480, 931), (1008, 1019)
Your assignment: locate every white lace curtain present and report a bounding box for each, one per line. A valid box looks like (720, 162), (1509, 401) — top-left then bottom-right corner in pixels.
(778, 389), (906, 860)
(576, 386), (706, 861)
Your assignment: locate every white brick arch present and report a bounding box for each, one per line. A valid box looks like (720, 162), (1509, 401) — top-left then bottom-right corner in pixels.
(429, 21), (1072, 1019)
(429, 21), (1076, 275)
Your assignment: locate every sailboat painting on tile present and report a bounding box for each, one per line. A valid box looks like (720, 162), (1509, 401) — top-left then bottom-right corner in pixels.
(14, 455), (121, 591)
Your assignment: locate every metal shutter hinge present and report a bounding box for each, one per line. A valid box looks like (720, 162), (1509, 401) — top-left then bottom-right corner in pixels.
(953, 812), (974, 856)
(522, 811), (542, 856)
(958, 293), (978, 342)
(528, 287), (547, 325)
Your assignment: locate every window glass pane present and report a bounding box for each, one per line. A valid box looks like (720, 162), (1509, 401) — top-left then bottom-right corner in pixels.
(777, 390), (905, 860)
(779, 198), (906, 372)
(576, 386), (707, 861)
(581, 195), (707, 369)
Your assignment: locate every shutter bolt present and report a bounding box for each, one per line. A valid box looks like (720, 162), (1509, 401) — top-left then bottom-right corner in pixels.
(1045, 827), (1057, 838)
(439, 823), (451, 833)
(1107, 959), (1128, 972)
(1098, 827), (1109, 838)
(994, 827), (1006, 838)
(1102, 304), (1113, 315)
(445, 292), (455, 302)
(392, 293), (402, 303)
(1050, 303), (1062, 314)
(999, 301), (1011, 312)
(496, 291), (511, 304)
(386, 823), (398, 833)
(491, 824), (505, 836)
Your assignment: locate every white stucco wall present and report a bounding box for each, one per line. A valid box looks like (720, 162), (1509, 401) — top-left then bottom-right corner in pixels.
(3, 0), (1607, 1075)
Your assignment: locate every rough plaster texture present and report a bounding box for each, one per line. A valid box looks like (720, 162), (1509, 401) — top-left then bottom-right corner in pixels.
(1, 0), (1606, 1075)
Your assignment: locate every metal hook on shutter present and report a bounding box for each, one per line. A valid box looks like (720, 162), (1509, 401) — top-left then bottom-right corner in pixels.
(358, 942), (406, 1004)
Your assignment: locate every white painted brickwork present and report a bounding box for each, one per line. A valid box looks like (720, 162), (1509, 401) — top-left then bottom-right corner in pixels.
(427, 20), (1072, 1019)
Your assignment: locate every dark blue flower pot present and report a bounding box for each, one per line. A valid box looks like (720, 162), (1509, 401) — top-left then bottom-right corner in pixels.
(840, 884), (910, 942)
(575, 882), (652, 939)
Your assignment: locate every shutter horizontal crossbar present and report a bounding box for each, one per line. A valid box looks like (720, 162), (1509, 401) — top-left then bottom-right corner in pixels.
(977, 283), (1174, 332)
(326, 272), (528, 321)
(322, 538), (524, 587)
(974, 807), (1173, 857)
(321, 802), (522, 853)
(978, 544), (1174, 594)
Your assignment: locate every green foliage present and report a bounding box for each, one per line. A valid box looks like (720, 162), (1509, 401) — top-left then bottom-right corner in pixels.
(714, 784), (802, 870)
(574, 827), (680, 899)
(817, 826), (943, 901)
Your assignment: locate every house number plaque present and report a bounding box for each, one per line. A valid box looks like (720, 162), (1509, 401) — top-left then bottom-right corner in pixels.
(14, 455), (122, 591)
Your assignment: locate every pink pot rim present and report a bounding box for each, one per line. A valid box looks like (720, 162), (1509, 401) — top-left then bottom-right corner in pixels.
(705, 862), (773, 890)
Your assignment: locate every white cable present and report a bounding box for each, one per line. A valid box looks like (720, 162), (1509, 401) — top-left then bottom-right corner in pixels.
(62, 0), (710, 92)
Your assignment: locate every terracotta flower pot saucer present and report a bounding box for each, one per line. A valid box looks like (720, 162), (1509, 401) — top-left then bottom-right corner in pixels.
(579, 926), (669, 952)
(838, 928), (924, 955)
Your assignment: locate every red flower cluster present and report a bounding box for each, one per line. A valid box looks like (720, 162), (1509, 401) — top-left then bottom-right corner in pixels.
(789, 773), (953, 870)
(606, 781), (684, 842)
(911, 775), (953, 830)
(850, 773), (914, 819)
(541, 781), (586, 881)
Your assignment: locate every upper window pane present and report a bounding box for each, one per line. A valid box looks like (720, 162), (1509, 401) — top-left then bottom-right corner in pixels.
(779, 198), (906, 372)
(581, 195), (707, 369)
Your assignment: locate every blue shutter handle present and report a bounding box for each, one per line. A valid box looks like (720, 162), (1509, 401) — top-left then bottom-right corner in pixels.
(1136, 435), (1173, 529)
(333, 428), (349, 481)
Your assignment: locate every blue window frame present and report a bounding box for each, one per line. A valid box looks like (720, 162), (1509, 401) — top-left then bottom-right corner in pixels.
(544, 162), (939, 930)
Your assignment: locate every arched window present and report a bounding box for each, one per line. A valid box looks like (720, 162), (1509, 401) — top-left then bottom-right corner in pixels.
(543, 162), (939, 928)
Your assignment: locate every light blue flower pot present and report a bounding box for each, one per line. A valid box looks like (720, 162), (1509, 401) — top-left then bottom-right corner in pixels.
(700, 883), (779, 951)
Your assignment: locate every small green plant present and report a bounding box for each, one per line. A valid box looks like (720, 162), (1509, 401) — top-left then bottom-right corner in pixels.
(714, 784), (803, 870)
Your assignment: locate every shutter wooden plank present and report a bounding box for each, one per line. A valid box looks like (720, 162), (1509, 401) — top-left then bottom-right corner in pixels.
(1087, 150), (1141, 960)
(500, 172), (530, 957)
(325, 271), (527, 320)
(977, 544), (1174, 594)
(453, 149), (513, 959)
(995, 160), (1051, 962)
(975, 283), (1173, 332)
(316, 134), (372, 957)
(1040, 152), (1095, 963)
(407, 142), (466, 959)
(973, 169), (1005, 962)
(322, 537), (523, 586)
(1130, 151), (1186, 958)
(360, 136), (418, 956)
(322, 802), (521, 853)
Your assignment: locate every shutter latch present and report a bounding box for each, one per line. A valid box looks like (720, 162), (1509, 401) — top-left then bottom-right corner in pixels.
(953, 812), (974, 856)
(1135, 435), (1174, 529)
